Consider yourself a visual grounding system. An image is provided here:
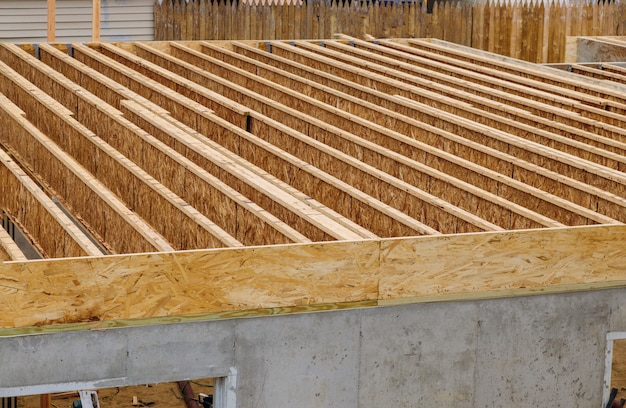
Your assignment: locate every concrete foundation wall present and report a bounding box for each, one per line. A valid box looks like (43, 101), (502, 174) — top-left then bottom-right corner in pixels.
(1, 288), (625, 407)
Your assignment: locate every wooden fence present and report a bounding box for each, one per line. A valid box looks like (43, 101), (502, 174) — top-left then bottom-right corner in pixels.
(154, 0), (626, 63)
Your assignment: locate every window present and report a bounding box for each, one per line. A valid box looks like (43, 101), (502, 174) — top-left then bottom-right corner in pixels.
(605, 333), (626, 407)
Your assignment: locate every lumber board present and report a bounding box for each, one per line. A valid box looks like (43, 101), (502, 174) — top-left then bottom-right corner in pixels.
(167, 41), (568, 230)
(0, 215), (27, 262)
(196, 41), (623, 226)
(0, 58), (238, 251)
(407, 38), (626, 105)
(240, 41), (626, 162)
(80, 43), (249, 128)
(92, 0), (101, 42)
(67, 45), (432, 238)
(84, 42), (480, 234)
(47, 0), (56, 43)
(0, 145), (103, 258)
(222, 43), (623, 216)
(599, 63), (626, 79)
(56, 48), (367, 242)
(317, 39), (623, 114)
(0, 225), (624, 331)
(383, 38), (626, 109)
(0, 74), (173, 255)
(120, 100), (344, 243)
(132, 103), (378, 242)
(262, 41), (626, 202)
(117, 42), (499, 234)
(569, 64), (626, 86)
(15, 45), (347, 246)
(38, 42), (374, 241)
(293, 40), (626, 141)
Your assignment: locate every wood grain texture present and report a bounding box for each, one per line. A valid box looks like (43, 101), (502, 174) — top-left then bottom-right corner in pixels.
(152, 0), (626, 64)
(0, 225), (624, 331)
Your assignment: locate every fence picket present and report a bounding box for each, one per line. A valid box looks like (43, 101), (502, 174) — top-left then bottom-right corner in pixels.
(154, 0), (625, 63)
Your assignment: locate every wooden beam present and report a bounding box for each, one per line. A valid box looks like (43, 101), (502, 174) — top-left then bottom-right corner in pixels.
(22, 45), (366, 243)
(250, 40), (626, 221)
(0, 214), (27, 262)
(0, 71), (173, 254)
(92, 0), (101, 42)
(248, 40), (626, 166)
(47, 0), (56, 42)
(381, 38), (623, 109)
(295, 39), (626, 138)
(40, 394), (51, 408)
(0, 144), (104, 258)
(194, 41), (623, 227)
(219, 41), (626, 222)
(569, 64), (626, 86)
(163, 42), (567, 230)
(35, 45), (374, 242)
(65, 45), (431, 238)
(116, 42), (497, 234)
(0, 225), (624, 331)
(0, 63), (242, 251)
(406, 38), (626, 106)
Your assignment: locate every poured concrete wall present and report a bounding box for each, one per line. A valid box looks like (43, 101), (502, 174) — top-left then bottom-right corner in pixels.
(1, 287), (625, 407)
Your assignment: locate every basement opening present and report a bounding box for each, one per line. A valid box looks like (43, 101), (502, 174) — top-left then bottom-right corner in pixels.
(605, 333), (626, 407)
(4, 370), (237, 408)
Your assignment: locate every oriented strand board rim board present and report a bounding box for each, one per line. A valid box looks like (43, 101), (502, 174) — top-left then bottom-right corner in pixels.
(0, 224), (625, 334)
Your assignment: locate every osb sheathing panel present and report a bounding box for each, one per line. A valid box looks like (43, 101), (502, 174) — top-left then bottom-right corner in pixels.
(0, 225), (625, 332)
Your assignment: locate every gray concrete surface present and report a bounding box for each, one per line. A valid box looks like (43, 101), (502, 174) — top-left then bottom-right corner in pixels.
(1, 288), (625, 407)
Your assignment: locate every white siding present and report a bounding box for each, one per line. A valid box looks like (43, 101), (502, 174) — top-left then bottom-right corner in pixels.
(101, 0), (154, 42)
(0, 0), (154, 43)
(0, 1), (47, 43)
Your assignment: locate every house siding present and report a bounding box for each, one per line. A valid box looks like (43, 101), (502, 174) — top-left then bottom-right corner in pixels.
(0, 0), (154, 43)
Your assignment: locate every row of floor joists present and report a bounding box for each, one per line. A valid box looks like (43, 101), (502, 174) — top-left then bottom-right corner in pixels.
(1, 37), (626, 260)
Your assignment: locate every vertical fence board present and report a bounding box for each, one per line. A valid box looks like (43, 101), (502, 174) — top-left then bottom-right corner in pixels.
(154, 0), (626, 63)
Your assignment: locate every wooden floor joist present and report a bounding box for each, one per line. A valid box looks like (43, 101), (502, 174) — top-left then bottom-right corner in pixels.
(0, 59), (243, 251)
(0, 222), (25, 262)
(47, 44), (432, 238)
(182, 41), (622, 226)
(405, 38), (626, 105)
(134, 42), (557, 231)
(223, 41), (626, 174)
(214, 41), (626, 224)
(83, 42), (493, 234)
(0, 80), (174, 255)
(128, 43), (499, 231)
(2, 38), (626, 331)
(282, 40), (626, 145)
(0, 146), (103, 259)
(382, 38), (626, 110)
